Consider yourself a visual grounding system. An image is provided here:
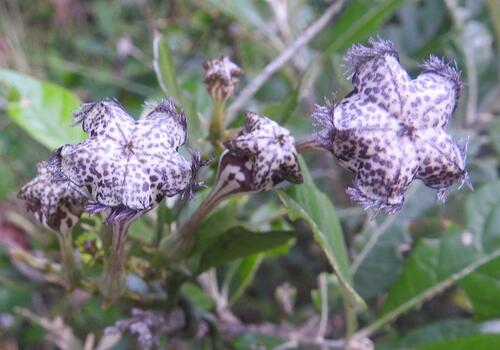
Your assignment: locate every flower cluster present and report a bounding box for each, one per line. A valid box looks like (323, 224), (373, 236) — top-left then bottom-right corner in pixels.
(51, 98), (204, 223)
(312, 38), (469, 213)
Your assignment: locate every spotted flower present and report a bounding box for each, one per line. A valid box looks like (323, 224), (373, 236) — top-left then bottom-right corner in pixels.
(203, 56), (243, 101)
(312, 38), (469, 213)
(222, 111), (303, 192)
(18, 160), (87, 234)
(55, 98), (203, 222)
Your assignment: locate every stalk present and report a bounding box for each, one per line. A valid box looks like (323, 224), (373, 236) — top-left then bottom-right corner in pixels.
(56, 233), (80, 289)
(100, 219), (133, 301)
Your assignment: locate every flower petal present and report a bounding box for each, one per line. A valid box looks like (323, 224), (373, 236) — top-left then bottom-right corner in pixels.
(415, 128), (468, 195)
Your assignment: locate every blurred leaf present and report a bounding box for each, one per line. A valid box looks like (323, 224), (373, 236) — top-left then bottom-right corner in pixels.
(0, 69), (84, 150)
(278, 157), (363, 306)
(153, 32), (204, 146)
(153, 31), (182, 103)
(421, 334), (500, 350)
(378, 319), (500, 350)
(490, 120), (500, 155)
(229, 254), (263, 304)
(324, 0), (406, 55)
(230, 332), (284, 350)
(181, 282), (215, 310)
(197, 227), (295, 272)
(372, 181), (500, 333)
(458, 180), (500, 319)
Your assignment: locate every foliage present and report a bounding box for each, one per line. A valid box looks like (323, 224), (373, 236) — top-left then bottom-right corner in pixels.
(0, 0), (499, 349)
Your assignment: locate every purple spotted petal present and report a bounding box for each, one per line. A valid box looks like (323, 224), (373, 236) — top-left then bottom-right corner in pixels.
(18, 161), (87, 233)
(314, 38), (468, 213)
(223, 112), (302, 192)
(58, 98), (199, 222)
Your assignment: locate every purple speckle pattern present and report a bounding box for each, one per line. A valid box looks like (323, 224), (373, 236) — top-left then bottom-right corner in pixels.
(17, 161), (87, 234)
(58, 98), (196, 220)
(313, 38), (469, 213)
(223, 112), (303, 192)
(203, 56), (243, 100)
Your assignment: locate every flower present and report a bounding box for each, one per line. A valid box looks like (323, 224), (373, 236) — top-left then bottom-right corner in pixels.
(56, 98), (203, 222)
(312, 38), (469, 213)
(18, 160), (87, 234)
(203, 56), (243, 101)
(222, 111), (303, 192)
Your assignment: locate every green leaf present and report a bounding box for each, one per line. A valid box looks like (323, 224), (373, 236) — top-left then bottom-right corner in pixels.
(378, 319), (500, 350)
(153, 31), (182, 103)
(421, 334), (500, 350)
(490, 120), (500, 155)
(459, 180), (500, 319)
(152, 32), (204, 146)
(197, 227), (295, 273)
(278, 157), (363, 306)
(363, 181), (500, 336)
(323, 0), (406, 55)
(0, 69), (84, 150)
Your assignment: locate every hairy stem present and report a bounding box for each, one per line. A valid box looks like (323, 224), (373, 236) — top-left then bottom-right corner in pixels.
(100, 219), (134, 301)
(57, 233), (80, 289)
(209, 98), (226, 149)
(295, 135), (325, 153)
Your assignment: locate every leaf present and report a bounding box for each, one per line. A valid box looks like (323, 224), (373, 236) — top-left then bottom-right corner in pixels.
(378, 319), (500, 350)
(363, 181), (500, 336)
(278, 157), (363, 306)
(153, 31), (182, 103)
(197, 227), (295, 273)
(323, 0), (406, 55)
(490, 120), (500, 155)
(459, 180), (500, 319)
(0, 69), (84, 150)
(152, 32), (204, 146)
(421, 334), (500, 350)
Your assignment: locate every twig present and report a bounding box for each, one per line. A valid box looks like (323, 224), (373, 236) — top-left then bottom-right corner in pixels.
(226, 0), (346, 122)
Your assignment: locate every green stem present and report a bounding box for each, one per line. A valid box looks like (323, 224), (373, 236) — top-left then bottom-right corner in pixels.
(100, 219), (133, 301)
(209, 98), (226, 149)
(155, 204), (168, 246)
(57, 233), (80, 289)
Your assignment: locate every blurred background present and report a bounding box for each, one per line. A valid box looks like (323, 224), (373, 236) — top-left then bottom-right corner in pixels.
(0, 0), (499, 349)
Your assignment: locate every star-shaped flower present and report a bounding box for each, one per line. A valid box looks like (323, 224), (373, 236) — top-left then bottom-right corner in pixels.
(18, 160), (87, 234)
(312, 38), (469, 213)
(203, 56), (243, 101)
(57, 98), (202, 221)
(223, 112), (303, 192)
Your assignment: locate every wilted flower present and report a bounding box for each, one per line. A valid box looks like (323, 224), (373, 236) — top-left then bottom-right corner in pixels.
(203, 56), (243, 101)
(56, 98), (203, 222)
(161, 112), (302, 261)
(311, 38), (469, 213)
(222, 111), (303, 192)
(18, 160), (86, 234)
(18, 160), (87, 287)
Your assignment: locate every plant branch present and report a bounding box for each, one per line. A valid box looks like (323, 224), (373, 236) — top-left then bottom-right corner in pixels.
(226, 0), (346, 122)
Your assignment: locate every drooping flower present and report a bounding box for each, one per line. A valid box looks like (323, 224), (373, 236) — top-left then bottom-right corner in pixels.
(18, 160), (87, 234)
(311, 38), (469, 213)
(222, 111), (303, 192)
(160, 112), (302, 262)
(203, 56), (243, 101)
(55, 98), (204, 222)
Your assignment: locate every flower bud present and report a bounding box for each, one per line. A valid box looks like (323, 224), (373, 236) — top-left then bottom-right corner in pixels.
(203, 56), (243, 101)
(312, 38), (469, 213)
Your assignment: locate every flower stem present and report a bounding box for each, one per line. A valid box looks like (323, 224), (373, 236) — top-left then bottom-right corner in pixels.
(100, 219), (133, 301)
(295, 135), (324, 153)
(56, 233), (80, 289)
(209, 98), (226, 149)
(160, 173), (236, 262)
